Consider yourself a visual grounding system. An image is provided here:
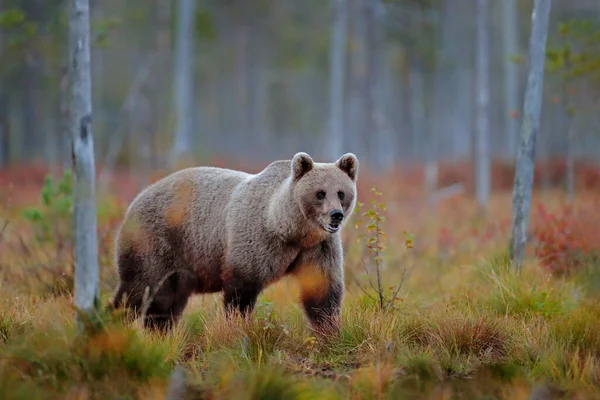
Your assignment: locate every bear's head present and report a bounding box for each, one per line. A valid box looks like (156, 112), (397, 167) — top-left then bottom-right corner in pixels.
(291, 152), (359, 235)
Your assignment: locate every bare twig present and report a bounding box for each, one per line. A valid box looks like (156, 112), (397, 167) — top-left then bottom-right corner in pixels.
(353, 277), (379, 303)
(385, 265), (411, 309)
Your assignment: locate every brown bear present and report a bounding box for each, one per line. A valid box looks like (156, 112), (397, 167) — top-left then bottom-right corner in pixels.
(110, 152), (359, 334)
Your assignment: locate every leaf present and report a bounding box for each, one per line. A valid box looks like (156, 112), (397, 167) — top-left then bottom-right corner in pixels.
(0, 9), (26, 29)
(22, 208), (42, 221)
(195, 9), (215, 40)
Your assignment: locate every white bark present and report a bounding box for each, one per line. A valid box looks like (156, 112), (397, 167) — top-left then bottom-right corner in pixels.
(364, 0), (383, 170)
(503, 0), (520, 157)
(328, 0), (348, 159)
(509, 0), (552, 270)
(409, 61), (425, 162)
(69, 0), (99, 315)
(171, 0), (197, 161)
(475, 0), (491, 209)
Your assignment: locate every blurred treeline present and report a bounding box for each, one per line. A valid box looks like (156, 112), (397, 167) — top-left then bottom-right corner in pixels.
(0, 0), (599, 175)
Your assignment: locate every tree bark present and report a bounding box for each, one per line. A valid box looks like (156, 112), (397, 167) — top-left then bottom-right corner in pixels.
(475, 0), (491, 211)
(69, 0), (100, 316)
(0, 19), (7, 166)
(170, 0), (197, 162)
(364, 0), (384, 172)
(0, 93), (9, 167)
(503, 0), (520, 158)
(346, 0), (367, 160)
(509, 0), (552, 270)
(328, 0), (348, 160)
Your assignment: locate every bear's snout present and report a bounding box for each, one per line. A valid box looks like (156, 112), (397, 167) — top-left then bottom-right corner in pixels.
(329, 209), (344, 224)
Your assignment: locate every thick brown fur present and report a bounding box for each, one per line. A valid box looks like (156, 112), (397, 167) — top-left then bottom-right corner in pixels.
(110, 152), (359, 334)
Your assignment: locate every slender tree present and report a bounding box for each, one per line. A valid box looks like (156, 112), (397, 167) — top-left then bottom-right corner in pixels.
(329, 0), (348, 159)
(0, 1), (6, 167)
(503, 0), (519, 157)
(509, 0), (552, 270)
(69, 0), (100, 317)
(170, 0), (197, 163)
(475, 0), (491, 210)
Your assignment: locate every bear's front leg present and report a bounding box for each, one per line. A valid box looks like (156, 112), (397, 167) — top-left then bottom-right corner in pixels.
(300, 273), (343, 336)
(221, 267), (263, 318)
(294, 236), (345, 336)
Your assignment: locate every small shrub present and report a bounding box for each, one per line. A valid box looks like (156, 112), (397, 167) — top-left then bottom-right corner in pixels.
(22, 169), (73, 246)
(533, 204), (594, 276)
(352, 187), (413, 311)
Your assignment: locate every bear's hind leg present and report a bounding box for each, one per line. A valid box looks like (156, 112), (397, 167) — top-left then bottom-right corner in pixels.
(143, 270), (196, 333)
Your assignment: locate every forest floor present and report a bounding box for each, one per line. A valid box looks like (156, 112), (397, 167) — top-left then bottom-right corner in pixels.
(1, 160), (600, 399)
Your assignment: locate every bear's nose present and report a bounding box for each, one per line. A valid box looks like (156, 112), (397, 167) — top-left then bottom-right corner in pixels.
(330, 209), (344, 223)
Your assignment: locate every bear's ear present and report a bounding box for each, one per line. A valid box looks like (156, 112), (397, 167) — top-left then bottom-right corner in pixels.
(336, 153), (359, 181)
(292, 152), (314, 181)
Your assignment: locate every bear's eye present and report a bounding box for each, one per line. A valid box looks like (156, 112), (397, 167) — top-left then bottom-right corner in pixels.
(338, 191), (345, 200)
(316, 191), (326, 200)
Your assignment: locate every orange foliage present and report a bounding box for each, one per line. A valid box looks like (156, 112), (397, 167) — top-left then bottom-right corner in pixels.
(532, 203), (599, 276)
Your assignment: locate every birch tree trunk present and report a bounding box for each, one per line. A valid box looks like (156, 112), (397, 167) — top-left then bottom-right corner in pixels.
(170, 0), (197, 162)
(347, 0), (367, 159)
(0, 93), (8, 167)
(69, 0), (100, 316)
(328, 0), (348, 160)
(366, 0), (385, 172)
(475, 0), (491, 210)
(409, 60), (425, 163)
(565, 103), (575, 203)
(503, 0), (519, 157)
(0, 18), (8, 166)
(509, 0), (552, 270)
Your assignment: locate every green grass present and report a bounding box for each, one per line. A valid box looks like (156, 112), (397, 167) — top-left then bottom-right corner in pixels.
(2, 184), (600, 399)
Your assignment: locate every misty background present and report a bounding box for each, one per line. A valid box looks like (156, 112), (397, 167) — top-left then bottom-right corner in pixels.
(1, 0), (599, 195)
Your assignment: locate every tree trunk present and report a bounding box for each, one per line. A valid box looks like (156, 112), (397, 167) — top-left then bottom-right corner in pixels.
(509, 0), (552, 270)
(565, 105), (575, 203)
(0, 93), (9, 167)
(234, 8), (250, 144)
(503, 0), (520, 158)
(21, 0), (42, 162)
(475, 0), (491, 211)
(409, 59), (426, 163)
(170, 0), (197, 162)
(21, 65), (39, 161)
(328, 0), (348, 160)
(364, 0), (384, 172)
(0, 21), (8, 166)
(69, 0), (100, 317)
(346, 0), (367, 160)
